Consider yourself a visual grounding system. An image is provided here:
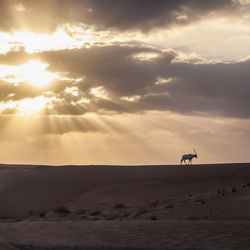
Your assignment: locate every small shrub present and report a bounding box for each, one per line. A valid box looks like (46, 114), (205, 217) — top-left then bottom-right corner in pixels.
(246, 183), (250, 186)
(242, 184), (246, 188)
(54, 206), (71, 214)
(150, 215), (157, 220)
(114, 203), (125, 209)
(39, 212), (46, 217)
(90, 210), (101, 216)
(201, 200), (205, 204)
(232, 188), (236, 192)
(218, 189), (226, 195)
(123, 212), (130, 217)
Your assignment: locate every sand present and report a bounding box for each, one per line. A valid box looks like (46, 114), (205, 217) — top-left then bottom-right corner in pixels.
(0, 163), (249, 249)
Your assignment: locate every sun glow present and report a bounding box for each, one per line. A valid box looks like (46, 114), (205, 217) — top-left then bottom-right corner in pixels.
(0, 61), (58, 88)
(18, 96), (53, 116)
(0, 25), (135, 55)
(0, 28), (83, 54)
(0, 96), (52, 116)
(18, 96), (50, 116)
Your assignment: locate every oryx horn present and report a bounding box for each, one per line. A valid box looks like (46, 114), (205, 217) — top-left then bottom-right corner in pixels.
(193, 148), (197, 155)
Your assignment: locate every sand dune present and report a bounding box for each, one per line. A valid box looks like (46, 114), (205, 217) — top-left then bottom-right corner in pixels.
(0, 163), (249, 249)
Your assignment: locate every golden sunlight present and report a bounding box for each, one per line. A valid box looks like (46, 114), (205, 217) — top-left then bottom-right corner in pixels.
(90, 86), (109, 99)
(17, 96), (50, 116)
(0, 96), (52, 116)
(0, 61), (58, 88)
(3, 29), (83, 53)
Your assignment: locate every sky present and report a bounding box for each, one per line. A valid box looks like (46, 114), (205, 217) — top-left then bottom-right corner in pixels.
(0, 0), (250, 165)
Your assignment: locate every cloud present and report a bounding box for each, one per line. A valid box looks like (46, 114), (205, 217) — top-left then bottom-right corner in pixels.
(149, 59), (250, 118)
(77, 0), (238, 31)
(0, 0), (242, 32)
(39, 45), (175, 95)
(37, 45), (250, 118)
(0, 44), (249, 118)
(0, 49), (31, 65)
(0, 81), (42, 101)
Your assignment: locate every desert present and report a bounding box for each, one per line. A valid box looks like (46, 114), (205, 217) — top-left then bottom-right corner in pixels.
(0, 163), (249, 249)
(1, 1), (250, 250)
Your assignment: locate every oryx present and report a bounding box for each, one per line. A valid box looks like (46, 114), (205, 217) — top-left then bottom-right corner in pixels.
(180, 148), (198, 165)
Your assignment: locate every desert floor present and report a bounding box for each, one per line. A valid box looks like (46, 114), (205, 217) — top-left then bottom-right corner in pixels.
(0, 163), (249, 250)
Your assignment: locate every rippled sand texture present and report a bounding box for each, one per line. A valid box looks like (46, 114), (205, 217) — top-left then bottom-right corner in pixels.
(0, 163), (249, 250)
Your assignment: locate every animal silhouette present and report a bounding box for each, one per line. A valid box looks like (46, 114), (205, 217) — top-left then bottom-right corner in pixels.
(180, 148), (198, 165)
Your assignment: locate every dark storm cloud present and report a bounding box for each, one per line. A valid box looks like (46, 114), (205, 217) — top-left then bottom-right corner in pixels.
(0, 44), (249, 118)
(0, 0), (241, 32)
(143, 59), (250, 118)
(39, 45), (169, 96)
(78, 0), (237, 31)
(37, 45), (250, 118)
